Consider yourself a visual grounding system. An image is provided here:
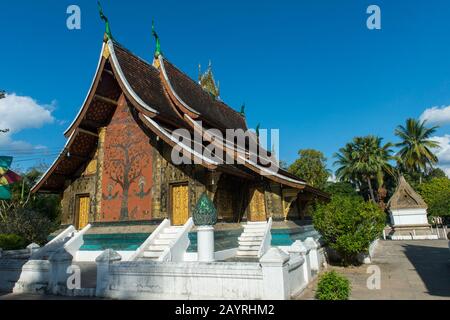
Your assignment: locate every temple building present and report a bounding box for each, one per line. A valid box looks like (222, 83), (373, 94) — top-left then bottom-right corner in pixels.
(31, 25), (328, 255)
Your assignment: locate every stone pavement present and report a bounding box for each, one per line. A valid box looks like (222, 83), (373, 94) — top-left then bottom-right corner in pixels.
(297, 240), (450, 300)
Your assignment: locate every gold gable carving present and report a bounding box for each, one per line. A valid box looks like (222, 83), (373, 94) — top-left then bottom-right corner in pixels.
(388, 176), (428, 210)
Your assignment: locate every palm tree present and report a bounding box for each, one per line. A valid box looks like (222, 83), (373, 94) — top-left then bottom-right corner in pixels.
(334, 136), (395, 202)
(395, 118), (439, 183)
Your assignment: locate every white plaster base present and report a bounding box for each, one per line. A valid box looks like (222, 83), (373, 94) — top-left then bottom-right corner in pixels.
(389, 208), (429, 226)
(197, 226), (215, 262)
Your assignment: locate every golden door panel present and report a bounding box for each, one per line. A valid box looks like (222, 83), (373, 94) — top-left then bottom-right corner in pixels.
(248, 187), (267, 222)
(171, 184), (189, 226)
(77, 195), (90, 230)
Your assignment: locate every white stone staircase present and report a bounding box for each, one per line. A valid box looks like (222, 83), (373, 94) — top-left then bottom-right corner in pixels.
(140, 225), (185, 260)
(237, 220), (272, 258)
(31, 225), (91, 260)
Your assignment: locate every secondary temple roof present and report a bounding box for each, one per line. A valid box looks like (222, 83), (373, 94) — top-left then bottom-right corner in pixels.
(31, 35), (328, 199)
(388, 176), (428, 210)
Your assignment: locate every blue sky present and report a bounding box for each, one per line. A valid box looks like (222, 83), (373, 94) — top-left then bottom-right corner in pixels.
(1, 0), (449, 175)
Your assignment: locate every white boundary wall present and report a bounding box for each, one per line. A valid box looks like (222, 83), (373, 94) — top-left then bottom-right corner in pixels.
(1, 237), (325, 300)
(96, 238), (325, 300)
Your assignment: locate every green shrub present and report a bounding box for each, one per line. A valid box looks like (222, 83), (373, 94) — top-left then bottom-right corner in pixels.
(0, 208), (57, 245)
(315, 271), (351, 300)
(0, 234), (27, 250)
(313, 195), (385, 265)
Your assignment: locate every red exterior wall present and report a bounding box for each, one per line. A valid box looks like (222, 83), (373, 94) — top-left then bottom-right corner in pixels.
(99, 95), (153, 221)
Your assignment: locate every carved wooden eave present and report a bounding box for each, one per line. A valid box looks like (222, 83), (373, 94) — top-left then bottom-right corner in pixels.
(31, 128), (99, 193)
(388, 176), (428, 210)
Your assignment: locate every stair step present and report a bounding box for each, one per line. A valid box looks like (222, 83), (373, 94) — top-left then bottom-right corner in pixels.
(236, 251), (259, 257)
(238, 246), (259, 252)
(142, 251), (162, 258)
(159, 233), (178, 239)
(154, 239), (172, 245)
(147, 245), (169, 251)
(163, 228), (181, 234)
(241, 231), (265, 237)
(244, 224), (267, 230)
(238, 236), (263, 241)
(238, 241), (262, 246)
(246, 221), (267, 224)
(238, 245), (261, 251)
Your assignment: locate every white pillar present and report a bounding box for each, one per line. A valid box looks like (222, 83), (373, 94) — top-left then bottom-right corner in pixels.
(260, 248), (290, 300)
(95, 249), (122, 298)
(48, 249), (73, 295)
(289, 240), (310, 283)
(197, 226), (215, 262)
(27, 243), (41, 257)
(304, 237), (319, 272)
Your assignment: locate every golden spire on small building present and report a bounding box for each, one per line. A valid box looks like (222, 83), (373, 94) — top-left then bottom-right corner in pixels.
(198, 61), (220, 99)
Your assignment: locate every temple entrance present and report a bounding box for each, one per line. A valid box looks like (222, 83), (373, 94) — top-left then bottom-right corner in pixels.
(76, 195), (90, 230)
(171, 183), (189, 226)
(248, 187), (267, 222)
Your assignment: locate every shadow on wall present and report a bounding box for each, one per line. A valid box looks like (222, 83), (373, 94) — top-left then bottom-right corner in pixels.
(402, 243), (450, 298)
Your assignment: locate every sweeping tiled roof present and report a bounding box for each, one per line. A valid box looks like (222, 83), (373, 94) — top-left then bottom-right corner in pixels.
(112, 42), (182, 124)
(161, 58), (247, 130)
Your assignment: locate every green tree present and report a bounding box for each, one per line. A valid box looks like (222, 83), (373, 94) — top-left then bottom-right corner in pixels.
(288, 149), (330, 189)
(403, 167), (447, 190)
(416, 177), (450, 218)
(313, 195), (385, 265)
(324, 181), (361, 198)
(425, 167), (447, 180)
(0, 168), (60, 244)
(334, 136), (395, 203)
(395, 118), (440, 183)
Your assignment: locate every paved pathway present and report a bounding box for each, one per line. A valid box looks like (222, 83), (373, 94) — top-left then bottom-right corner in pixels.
(298, 240), (450, 300)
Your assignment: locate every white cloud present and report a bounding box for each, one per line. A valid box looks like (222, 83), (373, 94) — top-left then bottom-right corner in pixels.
(0, 93), (55, 134)
(327, 174), (337, 183)
(433, 134), (450, 177)
(420, 105), (450, 125)
(0, 93), (55, 151)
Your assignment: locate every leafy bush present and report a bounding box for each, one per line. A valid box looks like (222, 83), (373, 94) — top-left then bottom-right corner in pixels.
(313, 195), (385, 265)
(0, 234), (27, 250)
(417, 177), (450, 218)
(0, 208), (57, 245)
(324, 181), (361, 198)
(316, 271), (351, 300)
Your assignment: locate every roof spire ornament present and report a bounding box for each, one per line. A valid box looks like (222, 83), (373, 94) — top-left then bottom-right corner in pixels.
(97, 1), (112, 40)
(152, 20), (162, 58)
(240, 103), (246, 117)
(199, 61), (220, 99)
(256, 123), (260, 138)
